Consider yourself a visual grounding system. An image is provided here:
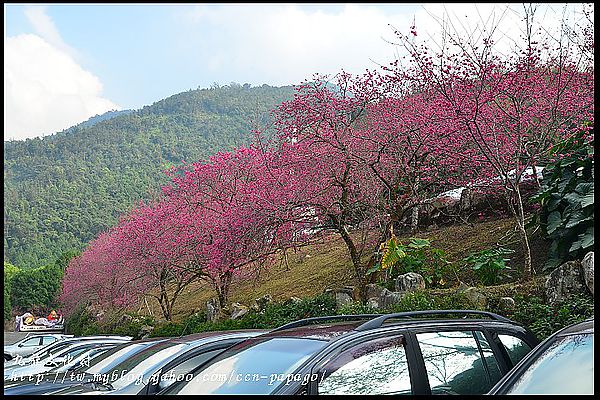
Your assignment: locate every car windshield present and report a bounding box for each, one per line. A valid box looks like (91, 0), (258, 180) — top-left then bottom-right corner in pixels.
(165, 337), (327, 395)
(85, 343), (152, 375)
(26, 340), (72, 361)
(109, 342), (188, 390)
(50, 347), (111, 373)
(506, 333), (593, 394)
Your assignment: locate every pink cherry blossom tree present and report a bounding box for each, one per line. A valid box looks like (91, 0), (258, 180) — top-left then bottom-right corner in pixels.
(387, 5), (594, 279)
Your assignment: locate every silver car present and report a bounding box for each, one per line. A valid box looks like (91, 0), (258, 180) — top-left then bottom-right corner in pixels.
(4, 338), (131, 380)
(3, 334), (73, 361)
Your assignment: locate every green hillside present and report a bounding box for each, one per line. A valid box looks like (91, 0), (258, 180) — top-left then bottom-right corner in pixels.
(3, 84), (295, 267)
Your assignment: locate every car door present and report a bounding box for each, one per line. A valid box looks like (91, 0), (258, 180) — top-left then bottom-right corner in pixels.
(411, 328), (506, 395)
(308, 333), (418, 395)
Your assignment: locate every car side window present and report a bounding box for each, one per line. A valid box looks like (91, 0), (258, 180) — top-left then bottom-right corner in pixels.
(416, 330), (497, 395)
(42, 336), (58, 345)
(497, 334), (532, 367)
(21, 337), (42, 347)
(317, 335), (411, 395)
(473, 331), (502, 383)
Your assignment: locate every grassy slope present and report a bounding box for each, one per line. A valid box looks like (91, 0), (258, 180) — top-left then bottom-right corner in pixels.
(166, 215), (550, 321)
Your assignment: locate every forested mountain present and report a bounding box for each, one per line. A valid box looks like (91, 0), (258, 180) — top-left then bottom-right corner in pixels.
(4, 83), (295, 268)
(66, 109), (134, 131)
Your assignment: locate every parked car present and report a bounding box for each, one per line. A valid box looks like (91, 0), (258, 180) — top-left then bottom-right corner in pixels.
(3, 334), (73, 361)
(4, 334), (132, 368)
(488, 318), (594, 395)
(160, 310), (540, 395)
(51, 330), (266, 395)
(4, 336), (131, 380)
(4, 338), (165, 396)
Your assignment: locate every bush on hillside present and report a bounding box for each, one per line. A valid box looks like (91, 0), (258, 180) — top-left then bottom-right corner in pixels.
(533, 123), (594, 270)
(10, 264), (63, 313)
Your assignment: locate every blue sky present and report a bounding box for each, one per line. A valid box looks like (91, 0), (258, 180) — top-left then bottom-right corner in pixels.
(4, 3), (583, 140)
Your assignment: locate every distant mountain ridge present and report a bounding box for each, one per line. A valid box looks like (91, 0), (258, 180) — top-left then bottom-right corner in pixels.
(66, 109), (135, 131)
(3, 83), (295, 267)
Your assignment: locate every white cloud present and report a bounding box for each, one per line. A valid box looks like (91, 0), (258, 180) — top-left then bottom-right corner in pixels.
(181, 4), (412, 85)
(179, 3), (587, 86)
(4, 6), (119, 141)
(24, 5), (77, 58)
(4, 33), (119, 141)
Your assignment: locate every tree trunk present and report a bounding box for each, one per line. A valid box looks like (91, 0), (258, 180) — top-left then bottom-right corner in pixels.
(216, 270), (233, 310)
(338, 225), (367, 303)
(514, 185), (533, 280)
(410, 205), (419, 233)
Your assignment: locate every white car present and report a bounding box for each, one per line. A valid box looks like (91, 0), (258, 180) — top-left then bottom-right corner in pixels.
(4, 334), (73, 361)
(4, 338), (130, 380)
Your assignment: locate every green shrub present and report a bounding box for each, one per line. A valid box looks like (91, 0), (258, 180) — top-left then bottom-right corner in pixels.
(4, 287), (12, 321)
(108, 314), (155, 339)
(371, 237), (451, 289)
(150, 293), (338, 336)
(511, 294), (594, 339)
(463, 248), (513, 285)
(532, 123), (594, 269)
(151, 322), (185, 338)
(10, 264), (63, 312)
(337, 302), (379, 315)
(65, 304), (101, 336)
(387, 291), (472, 313)
(3, 262), (20, 321)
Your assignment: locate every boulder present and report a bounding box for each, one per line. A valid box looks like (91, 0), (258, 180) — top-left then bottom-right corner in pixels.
(581, 252), (594, 296)
(379, 288), (404, 309)
(335, 292), (353, 308)
(230, 303), (249, 320)
(253, 294), (273, 313)
(139, 325), (154, 339)
(367, 298), (380, 309)
(498, 297), (515, 313)
(463, 287), (487, 309)
(206, 298), (221, 323)
(117, 314), (133, 324)
(395, 273), (426, 293)
(546, 260), (589, 306)
(366, 284), (386, 301)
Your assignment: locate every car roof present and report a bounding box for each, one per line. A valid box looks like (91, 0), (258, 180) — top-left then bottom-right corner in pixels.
(259, 313), (527, 342)
(556, 318), (594, 337)
(167, 329), (267, 344)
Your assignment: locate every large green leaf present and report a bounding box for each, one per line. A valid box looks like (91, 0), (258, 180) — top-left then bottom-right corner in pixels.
(407, 238), (431, 249)
(569, 227), (594, 253)
(546, 211), (563, 234)
(381, 237), (403, 270)
(564, 211), (594, 229)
